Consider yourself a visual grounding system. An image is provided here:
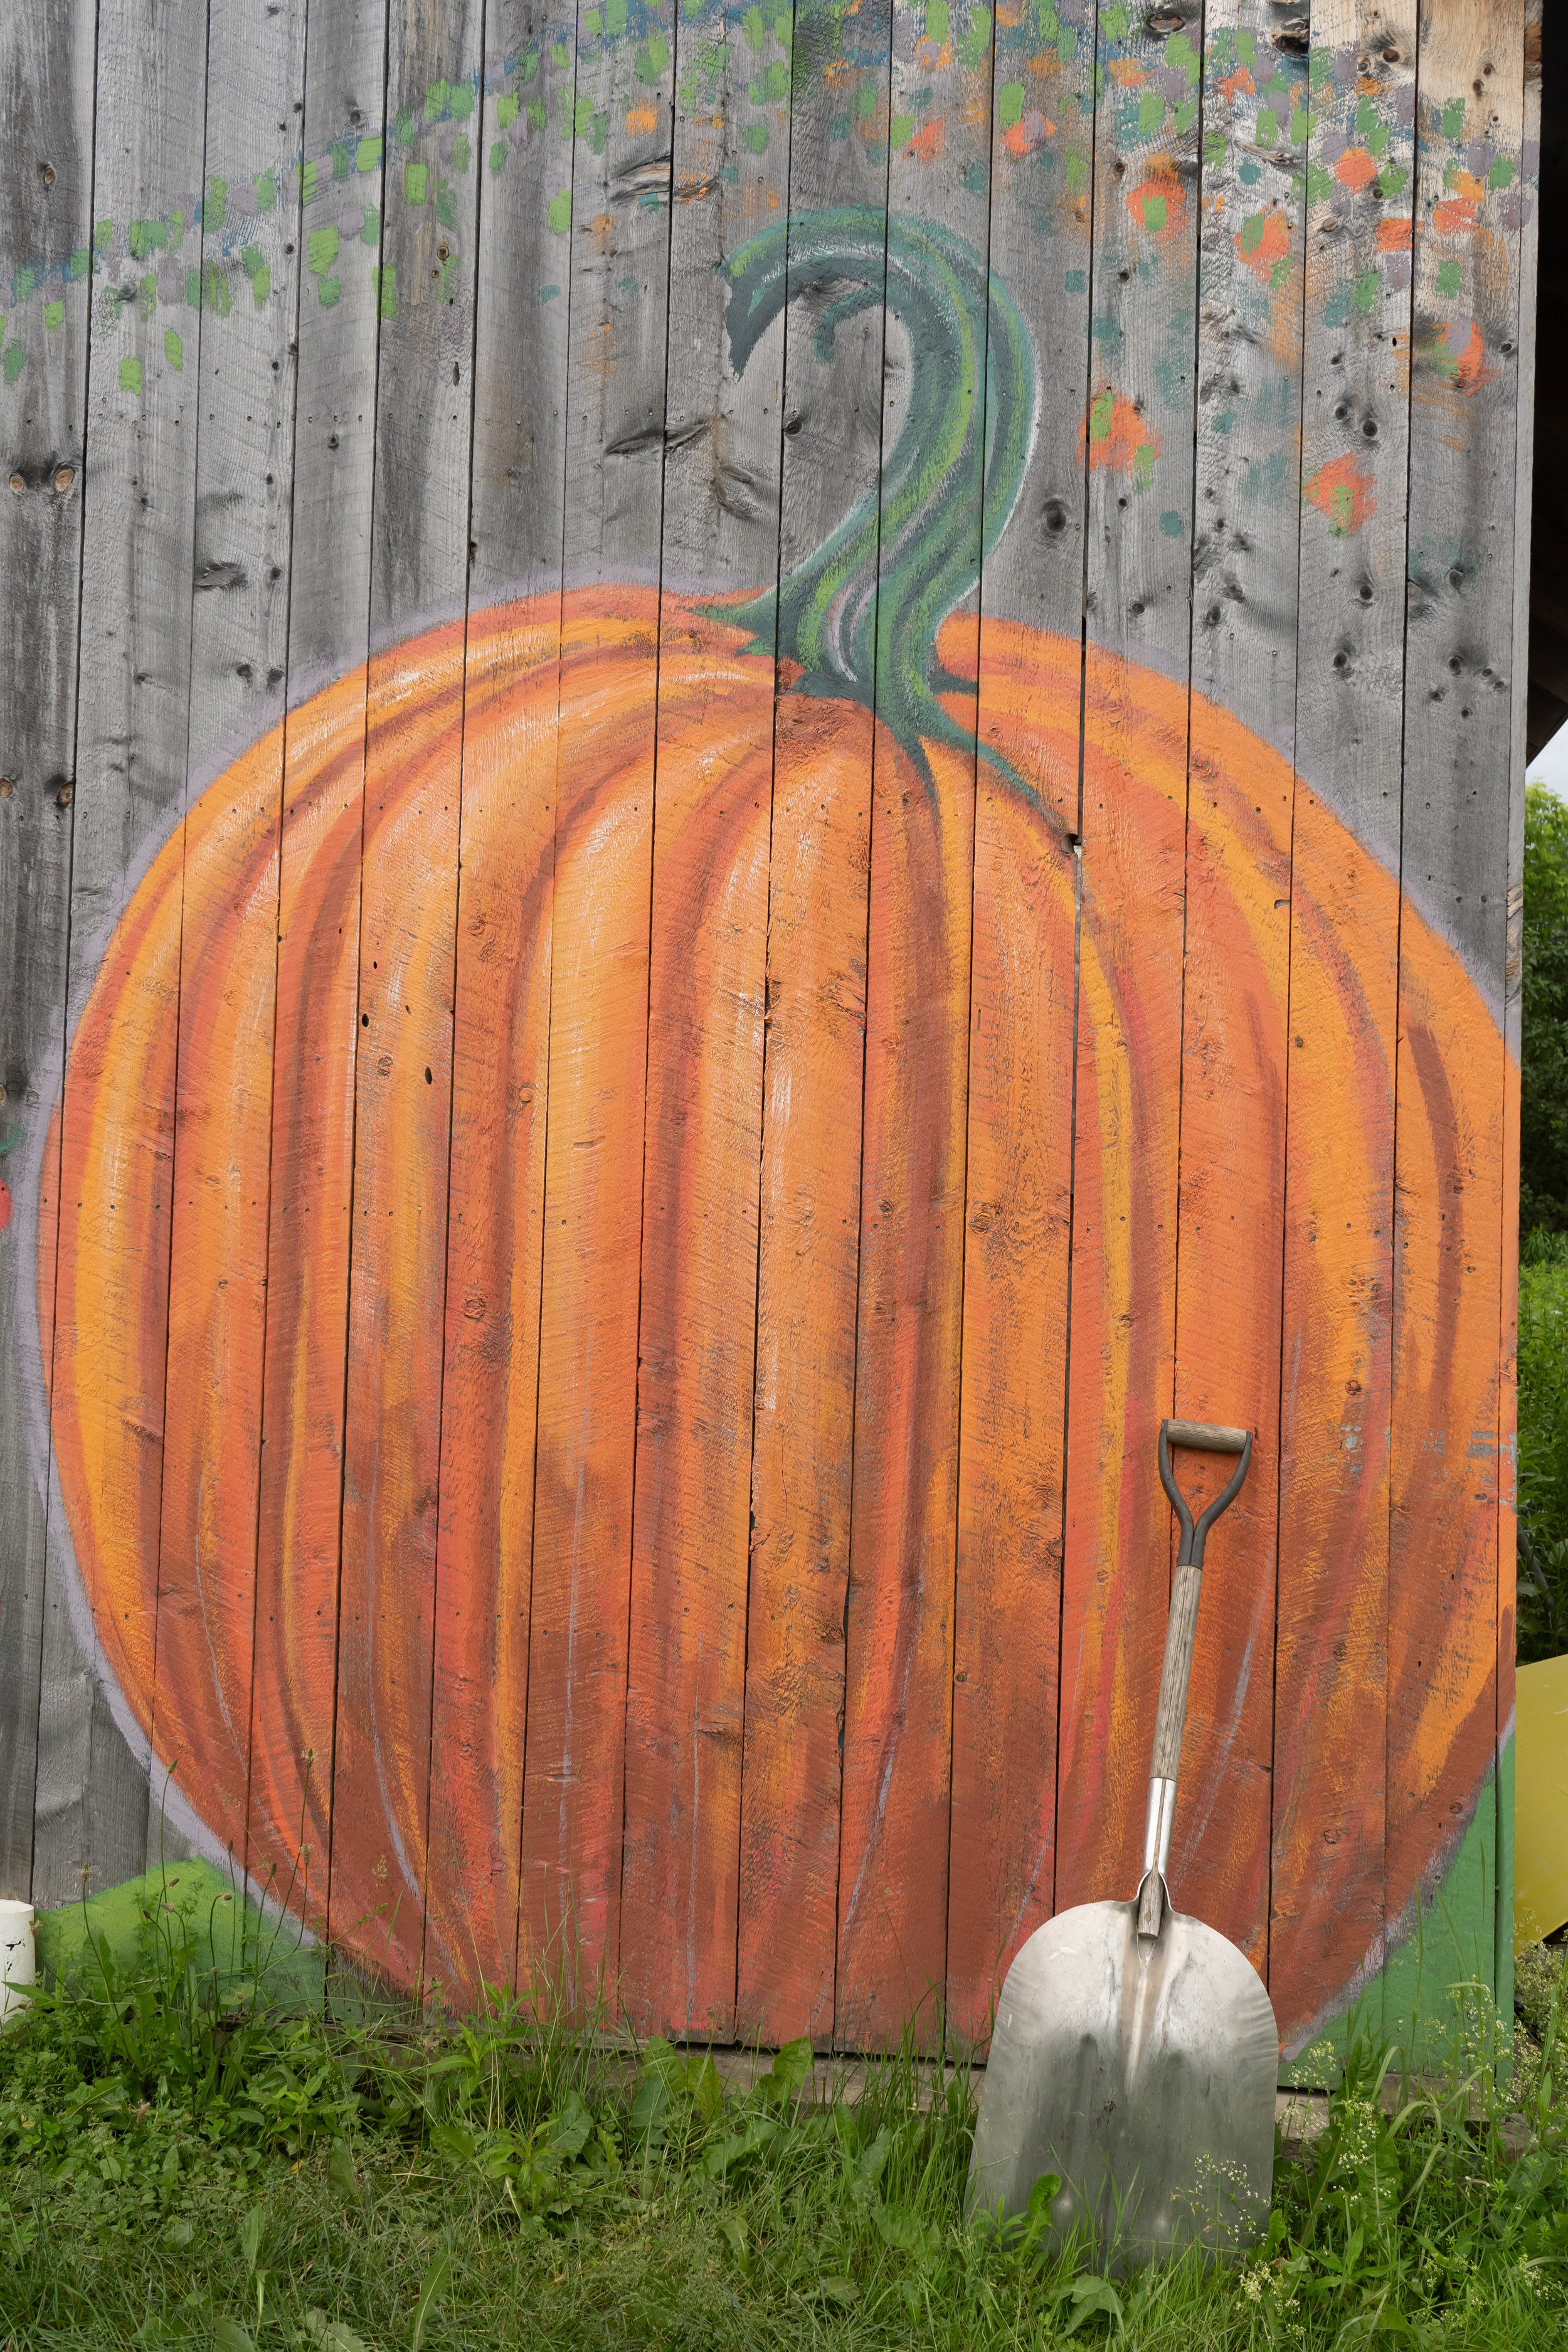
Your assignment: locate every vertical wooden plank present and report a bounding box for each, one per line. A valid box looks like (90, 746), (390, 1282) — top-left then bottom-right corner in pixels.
(945, 0), (1095, 2043)
(618, 0), (788, 2038)
(734, 0), (892, 2048)
(1166, 0), (1307, 1971)
(1498, 0), (1541, 2031)
(329, 0), (487, 1990)
(422, 1), (573, 2004)
(520, 0), (675, 2009)
(0, 0), (95, 1897)
(1385, 0), (1524, 2044)
(1054, 0), (1202, 1918)
(248, 0), (391, 1946)
(1271, 0), (1414, 2057)
(147, 0), (308, 1887)
(834, 0), (992, 2049)
(34, 0), (212, 1907)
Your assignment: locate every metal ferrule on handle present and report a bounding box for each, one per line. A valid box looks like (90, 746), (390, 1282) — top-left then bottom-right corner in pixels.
(1135, 1420), (1253, 1939)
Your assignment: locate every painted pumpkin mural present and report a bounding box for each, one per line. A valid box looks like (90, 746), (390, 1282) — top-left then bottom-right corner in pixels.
(43, 211), (1504, 2053)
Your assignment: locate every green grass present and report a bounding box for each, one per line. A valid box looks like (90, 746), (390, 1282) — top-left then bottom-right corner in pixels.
(1520, 1229), (1568, 1663)
(4, 1874), (1568, 2348)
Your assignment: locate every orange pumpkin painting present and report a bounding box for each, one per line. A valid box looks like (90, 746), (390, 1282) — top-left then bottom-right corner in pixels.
(40, 215), (1506, 2054)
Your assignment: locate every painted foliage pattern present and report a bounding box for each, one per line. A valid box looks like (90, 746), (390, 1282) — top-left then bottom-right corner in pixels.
(0, 0), (1535, 2057)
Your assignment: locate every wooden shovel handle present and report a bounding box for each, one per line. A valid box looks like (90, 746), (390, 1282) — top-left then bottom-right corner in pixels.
(1137, 1421), (1254, 1936)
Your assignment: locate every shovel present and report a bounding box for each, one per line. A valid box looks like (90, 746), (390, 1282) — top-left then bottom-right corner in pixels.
(968, 1419), (1278, 2270)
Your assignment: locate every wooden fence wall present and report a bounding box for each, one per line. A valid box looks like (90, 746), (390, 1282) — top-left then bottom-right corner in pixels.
(0, 0), (1540, 2058)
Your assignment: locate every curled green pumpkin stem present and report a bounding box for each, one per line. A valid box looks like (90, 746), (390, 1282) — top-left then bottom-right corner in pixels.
(717, 207), (1039, 788)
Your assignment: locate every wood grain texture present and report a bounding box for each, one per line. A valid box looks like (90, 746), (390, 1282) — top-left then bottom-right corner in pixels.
(618, 0), (788, 2037)
(331, 0), (487, 1990)
(248, 0), (393, 1941)
(520, 0), (676, 2006)
(833, 0), (992, 2050)
(148, 0), (307, 1891)
(424, 0), (573, 2006)
(945, 0), (1093, 2043)
(1054, 0), (1200, 1923)
(0, 0), (95, 1899)
(734, 0), (889, 2048)
(1384, 0), (1523, 2046)
(1166, 0), (1307, 1974)
(1271, 0), (1414, 2060)
(34, 0), (213, 1907)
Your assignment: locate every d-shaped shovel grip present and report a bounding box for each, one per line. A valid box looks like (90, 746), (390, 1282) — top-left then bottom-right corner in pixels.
(1136, 1421), (1253, 1939)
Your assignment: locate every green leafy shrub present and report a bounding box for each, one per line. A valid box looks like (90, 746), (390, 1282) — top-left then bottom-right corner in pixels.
(1523, 783), (1568, 1239)
(1520, 1232), (1568, 1663)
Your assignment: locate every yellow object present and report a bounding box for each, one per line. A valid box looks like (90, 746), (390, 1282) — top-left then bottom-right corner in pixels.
(1515, 1651), (1568, 1946)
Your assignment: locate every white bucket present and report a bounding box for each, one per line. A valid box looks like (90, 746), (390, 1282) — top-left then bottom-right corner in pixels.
(0, 1899), (36, 2021)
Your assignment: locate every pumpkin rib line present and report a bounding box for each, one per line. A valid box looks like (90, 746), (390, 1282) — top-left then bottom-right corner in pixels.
(250, 750), (386, 1922)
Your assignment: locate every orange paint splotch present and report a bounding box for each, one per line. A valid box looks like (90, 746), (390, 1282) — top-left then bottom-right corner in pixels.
(1126, 162), (1185, 241)
(1025, 47), (1062, 78)
(1451, 169), (1487, 201)
(1004, 109), (1054, 157)
(1376, 216), (1414, 251)
(625, 105), (659, 134)
(914, 36), (951, 70)
(1082, 387), (1158, 484)
(1434, 196), (1479, 236)
(1234, 208), (1291, 285)
(908, 117), (945, 163)
(1439, 319), (1496, 396)
(995, 1), (1025, 24)
(1305, 453), (1376, 538)
(1219, 66), (1255, 102)
(1334, 148), (1379, 192)
(1108, 58), (1147, 86)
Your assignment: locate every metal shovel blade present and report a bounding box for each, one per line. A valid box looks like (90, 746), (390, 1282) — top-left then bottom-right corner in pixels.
(967, 1894), (1277, 2271)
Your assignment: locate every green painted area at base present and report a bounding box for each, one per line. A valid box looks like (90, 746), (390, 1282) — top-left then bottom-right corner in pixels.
(1283, 1747), (1512, 2088)
(36, 1858), (325, 2009)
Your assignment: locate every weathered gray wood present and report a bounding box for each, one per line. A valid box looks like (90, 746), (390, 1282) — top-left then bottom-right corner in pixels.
(734, 0), (891, 2048)
(654, 1), (787, 606)
(329, 0), (487, 1988)
(1055, 0), (1203, 1919)
(465, 4), (573, 612)
(1271, 0), (1416, 2063)
(1167, 0), (1308, 1972)
(144, 0), (310, 1884)
(618, 0), (787, 2036)
(946, 0), (1096, 2033)
(0, 0), (95, 1902)
(519, 0), (675, 2006)
(1385, 0), (1527, 2048)
(33, 0), (213, 1909)
(248, 0), (391, 1942)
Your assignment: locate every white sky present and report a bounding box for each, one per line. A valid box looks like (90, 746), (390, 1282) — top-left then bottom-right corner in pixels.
(1528, 718), (1568, 799)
